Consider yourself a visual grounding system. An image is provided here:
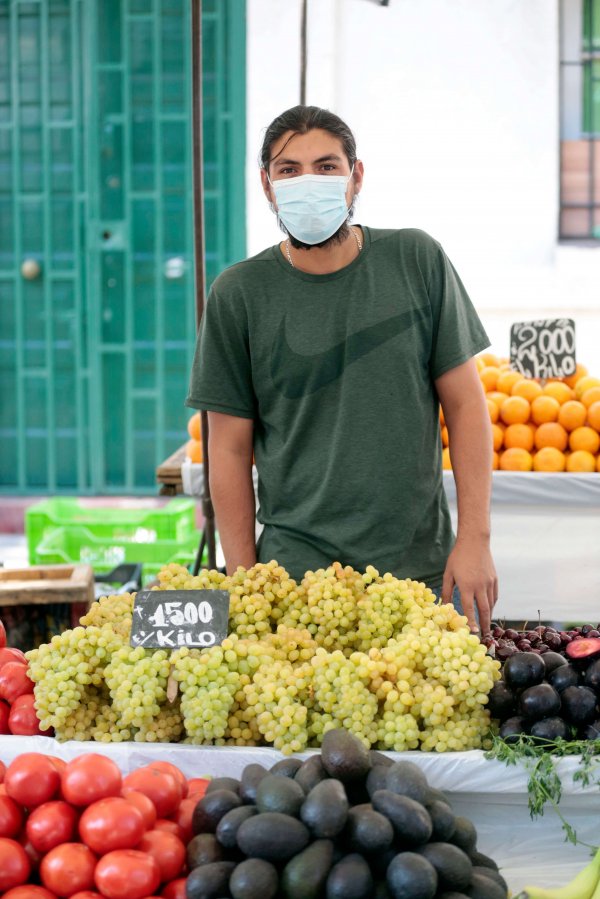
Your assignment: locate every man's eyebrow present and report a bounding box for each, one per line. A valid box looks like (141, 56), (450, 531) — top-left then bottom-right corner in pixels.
(271, 154), (343, 166)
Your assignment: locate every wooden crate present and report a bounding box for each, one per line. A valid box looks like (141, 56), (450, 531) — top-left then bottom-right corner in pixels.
(0, 564), (95, 607)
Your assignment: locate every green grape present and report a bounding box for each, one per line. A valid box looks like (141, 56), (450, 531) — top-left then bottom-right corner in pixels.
(309, 648), (379, 747)
(243, 659), (313, 754)
(104, 645), (171, 730)
(91, 701), (135, 743)
(171, 641), (241, 742)
(80, 593), (135, 639)
(53, 686), (107, 742)
(134, 700), (184, 743)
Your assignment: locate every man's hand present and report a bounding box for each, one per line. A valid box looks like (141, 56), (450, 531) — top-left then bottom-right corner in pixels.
(441, 538), (498, 635)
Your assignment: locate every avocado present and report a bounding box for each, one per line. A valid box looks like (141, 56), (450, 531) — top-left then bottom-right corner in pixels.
(386, 851), (438, 899)
(255, 774), (305, 817)
(344, 805), (394, 854)
(366, 764), (388, 799)
(465, 872), (508, 899)
(467, 850), (497, 870)
(418, 842), (473, 891)
(186, 860), (236, 899)
(371, 790), (432, 847)
(270, 757), (303, 778)
(385, 760), (430, 804)
(471, 866), (508, 891)
(294, 754), (328, 792)
(215, 805), (258, 849)
(449, 817), (477, 854)
(280, 839), (334, 899)
(426, 799), (456, 842)
(206, 776), (241, 795)
(192, 789), (242, 834)
(427, 786), (452, 806)
(186, 832), (226, 870)
(326, 853), (374, 899)
(236, 811), (310, 861)
(321, 728), (371, 783)
(229, 858), (279, 899)
(370, 749), (394, 768)
(368, 845), (398, 879)
(240, 763), (268, 803)
(300, 778), (349, 838)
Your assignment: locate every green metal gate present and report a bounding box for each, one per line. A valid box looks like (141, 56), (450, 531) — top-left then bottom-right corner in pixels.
(0, 0), (246, 494)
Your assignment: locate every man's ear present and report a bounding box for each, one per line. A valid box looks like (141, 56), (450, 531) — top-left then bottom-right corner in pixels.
(352, 159), (365, 196)
(260, 168), (274, 205)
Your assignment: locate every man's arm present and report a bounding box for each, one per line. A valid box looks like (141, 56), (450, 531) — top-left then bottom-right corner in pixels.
(435, 358), (498, 634)
(207, 411), (256, 574)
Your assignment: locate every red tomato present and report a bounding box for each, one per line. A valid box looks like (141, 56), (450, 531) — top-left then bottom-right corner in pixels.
(161, 878), (186, 899)
(0, 759), (6, 783)
(0, 838), (31, 891)
(0, 663), (34, 704)
(61, 754), (122, 807)
(171, 797), (195, 844)
(147, 762), (188, 798)
(123, 790), (157, 831)
(0, 794), (24, 838)
(136, 830), (186, 883)
(49, 757), (67, 775)
(94, 849), (160, 899)
(9, 694), (53, 737)
(40, 843), (97, 896)
(0, 698), (10, 734)
(0, 648), (26, 669)
(69, 894), (104, 899)
(5, 754), (60, 808)
(19, 836), (44, 871)
(79, 798), (145, 854)
(26, 801), (78, 853)
(2, 887), (57, 899)
(154, 818), (185, 841)
(122, 769), (182, 818)
(0, 617), (6, 648)
(186, 777), (210, 799)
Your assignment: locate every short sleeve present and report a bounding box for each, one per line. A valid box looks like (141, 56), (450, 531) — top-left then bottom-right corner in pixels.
(185, 283), (256, 419)
(427, 243), (490, 380)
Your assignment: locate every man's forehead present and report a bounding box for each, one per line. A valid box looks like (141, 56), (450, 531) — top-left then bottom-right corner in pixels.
(269, 128), (345, 164)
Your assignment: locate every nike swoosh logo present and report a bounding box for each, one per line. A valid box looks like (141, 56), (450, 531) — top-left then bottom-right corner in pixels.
(271, 305), (429, 398)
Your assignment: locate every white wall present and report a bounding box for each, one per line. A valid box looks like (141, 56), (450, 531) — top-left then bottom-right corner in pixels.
(246, 0), (600, 366)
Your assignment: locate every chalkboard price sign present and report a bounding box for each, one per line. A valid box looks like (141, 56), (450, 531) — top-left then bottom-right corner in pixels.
(130, 589), (230, 650)
(510, 318), (576, 380)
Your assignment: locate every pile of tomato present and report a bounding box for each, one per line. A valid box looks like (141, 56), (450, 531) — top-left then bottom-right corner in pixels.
(0, 751), (209, 898)
(0, 617), (51, 737)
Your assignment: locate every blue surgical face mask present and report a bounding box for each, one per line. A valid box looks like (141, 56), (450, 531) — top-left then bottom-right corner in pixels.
(269, 168), (354, 245)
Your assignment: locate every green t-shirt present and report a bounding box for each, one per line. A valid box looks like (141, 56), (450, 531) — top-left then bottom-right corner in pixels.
(186, 227), (489, 583)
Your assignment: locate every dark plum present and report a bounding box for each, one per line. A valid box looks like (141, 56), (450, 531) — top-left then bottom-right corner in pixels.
(541, 652), (568, 675)
(560, 686), (598, 725)
(584, 659), (600, 691)
(499, 716), (528, 743)
(503, 652), (545, 689)
(487, 681), (516, 720)
(547, 664), (581, 693)
(519, 684), (561, 722)
(580, 720), (600, 740)
(530, 717), (571, 743)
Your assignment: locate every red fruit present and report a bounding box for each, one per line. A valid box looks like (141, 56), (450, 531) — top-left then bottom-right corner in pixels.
(172, 796), (195, 844)
(0, 618), (6, 648)
(0, 648), (27, 669)
(161, 878), (186, 899)
(26, 801), (78, 853)
(3, 887), (58, 899)
(136, 830), (186, 883)
(9, 694), (53, 737)
(40, 843), (97, 896)
(147, 762), (188, 797)
(122, 790), (157, 831)
(94, 849), (160, 899)
(187, 777), (210, 800)
(79, 798), (145, 854)
(5, 754), (60, 808)
(0, 699), (11, 734)
(70, 894), (105, 899)
(122, 768), (182, 818)
(154, 818), (185, 841)
(0, 663), (34, 704)
(565, 637), (600, 660)
(0, 759), (6, 783)
(0, 795), (24, 838)
(0, 838), (31, 891)
(61, 754), (122, 807)
(19, 837), (44, 871)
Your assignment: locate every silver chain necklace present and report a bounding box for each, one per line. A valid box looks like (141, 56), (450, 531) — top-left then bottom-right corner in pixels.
(285, 227), (363, 268)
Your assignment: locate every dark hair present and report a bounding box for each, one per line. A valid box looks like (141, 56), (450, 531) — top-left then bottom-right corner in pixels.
(260, 105), (357, 171)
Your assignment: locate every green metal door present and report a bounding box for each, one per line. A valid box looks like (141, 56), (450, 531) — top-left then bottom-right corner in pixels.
(0, 0), (246, 494)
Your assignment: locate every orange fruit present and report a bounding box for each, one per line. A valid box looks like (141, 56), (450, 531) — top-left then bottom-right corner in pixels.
(442, 447), (452, 470)
(496, 370), (523, 394)
(486, 391), (509, 411)
(530, 395), (560, 425)
(566, 450), (596, 473)
(187, 412), (201, 441)
(542, 381), (574, 405)
(597, 454), (600, 473)
(479, 366), (501, 392)
(534, 422), (568, 452)
(533, 447), (566, 472)
(499, 447), (533, 471)
(441, 426), (449, 447)
(587, 401), (600, 432)
(563, 362), (588, 389)
(479, 352), (501, 368)
(491, 423), (505, 452)
(511, 379), (543, 402)
(486, 398), (499, 424)
(500, 395), (531, 426)
(186, 438), (203, 462)
(569, 426), (600, 454)
(558, 400), (588, 432)
(581, 386), (600, 409)
(492, 451), (499, 470)
(574, 375), (600, 400)
(504, 423), (535, 452)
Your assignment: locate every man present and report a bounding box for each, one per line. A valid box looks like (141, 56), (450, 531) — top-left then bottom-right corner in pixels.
(186, 105), (497, 634)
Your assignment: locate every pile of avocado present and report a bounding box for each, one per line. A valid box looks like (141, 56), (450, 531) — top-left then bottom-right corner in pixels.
(186, 728), (507, 899)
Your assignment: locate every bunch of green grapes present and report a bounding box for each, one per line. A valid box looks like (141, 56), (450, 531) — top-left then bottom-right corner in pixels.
(134, 699), (184, 743)
(309, 648), (379, 747)
(226, 561), (298, 638)
(420, 703), (493, 752)
(261, 625), (318, 663)
(80, 593), (135, 639)
(26, 625), (125, 732)
(104, 646), (171, 730)
(243, 659), (313, 754)
(91, 701), (135, 743)
(171, 642), (241, 742)
(154, 563), (228, 591)
(354, 574), (407, 652)
(53, 686), (107, 742)
(420, 627), (501, 705)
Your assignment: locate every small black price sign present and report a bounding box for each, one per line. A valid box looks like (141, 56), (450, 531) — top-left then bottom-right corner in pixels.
(510, 318), (577, 380)
(130, 589), (230, 650)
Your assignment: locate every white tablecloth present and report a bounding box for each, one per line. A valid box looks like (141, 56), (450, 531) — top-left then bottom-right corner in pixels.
(0, 734), (596, 893)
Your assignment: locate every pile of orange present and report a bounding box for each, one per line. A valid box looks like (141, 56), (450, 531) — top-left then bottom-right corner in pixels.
(441, 355), (600, 473)
(186, 412), (203, 462)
